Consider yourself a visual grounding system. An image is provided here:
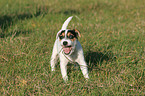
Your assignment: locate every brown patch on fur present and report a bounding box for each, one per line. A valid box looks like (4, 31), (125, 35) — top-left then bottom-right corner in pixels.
(59, 31), (65, 41)
(61, 32), (65, 37)
(67, 32), (77, 41)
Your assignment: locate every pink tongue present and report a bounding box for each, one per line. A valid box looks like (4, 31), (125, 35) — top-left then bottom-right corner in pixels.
(63, 47), (71, 54)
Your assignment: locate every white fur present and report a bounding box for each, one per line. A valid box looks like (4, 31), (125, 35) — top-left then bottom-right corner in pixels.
(61, 16), (73, 30)
(50, 16), (89, 82)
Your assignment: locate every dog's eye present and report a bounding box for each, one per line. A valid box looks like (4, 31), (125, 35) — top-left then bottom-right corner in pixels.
(68, 35), (74, 39)
(59, 36), (64, 39)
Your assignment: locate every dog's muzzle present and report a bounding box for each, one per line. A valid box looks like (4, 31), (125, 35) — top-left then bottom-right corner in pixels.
(62, 41), (72, 55)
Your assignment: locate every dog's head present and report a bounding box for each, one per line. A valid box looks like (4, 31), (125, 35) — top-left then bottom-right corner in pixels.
(56, 16), (81, 55)
(58, 29), (81, 55)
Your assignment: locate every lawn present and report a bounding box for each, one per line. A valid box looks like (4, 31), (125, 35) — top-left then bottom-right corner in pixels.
(0, 0), (145, 95)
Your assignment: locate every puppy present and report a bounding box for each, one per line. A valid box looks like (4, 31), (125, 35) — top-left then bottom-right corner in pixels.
(50, 16), (89, 81)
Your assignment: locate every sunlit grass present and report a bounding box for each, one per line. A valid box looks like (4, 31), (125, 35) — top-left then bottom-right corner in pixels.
(0, 0), (145, 95)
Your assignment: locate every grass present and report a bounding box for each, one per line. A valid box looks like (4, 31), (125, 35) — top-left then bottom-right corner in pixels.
(0, 0), (145, 95)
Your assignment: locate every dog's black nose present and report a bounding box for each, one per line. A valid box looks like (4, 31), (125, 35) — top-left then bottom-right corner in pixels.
(63, 41), (68, 45)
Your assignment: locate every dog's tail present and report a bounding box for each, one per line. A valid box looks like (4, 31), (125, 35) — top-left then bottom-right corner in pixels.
(61, 16), (73, 30)
(56, 16), (73, 39)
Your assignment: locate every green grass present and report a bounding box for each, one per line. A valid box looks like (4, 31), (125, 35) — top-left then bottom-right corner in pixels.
(0, 0), (145, 95)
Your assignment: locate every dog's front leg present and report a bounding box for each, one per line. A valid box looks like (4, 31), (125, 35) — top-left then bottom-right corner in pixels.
(50, 40), (58, 71)
(77, 59), (89, 80)
(60, 59), (68, 82)
(50, 54), (58, 72)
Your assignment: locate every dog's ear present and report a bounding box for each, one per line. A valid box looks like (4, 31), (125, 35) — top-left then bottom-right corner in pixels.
(74, 29), (81, 37)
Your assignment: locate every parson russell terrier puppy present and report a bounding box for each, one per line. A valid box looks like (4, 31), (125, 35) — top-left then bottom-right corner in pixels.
(50, 16), (89, 81)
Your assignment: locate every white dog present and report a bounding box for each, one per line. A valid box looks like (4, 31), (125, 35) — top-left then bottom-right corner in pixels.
(50, 16), (89, 81)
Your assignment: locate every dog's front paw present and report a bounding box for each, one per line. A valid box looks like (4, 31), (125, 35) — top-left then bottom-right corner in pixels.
(85, 77), (89, 81)
(84, 74), (89, 81)
(51, 68), (55, 72)
(63, 76), (68, 82)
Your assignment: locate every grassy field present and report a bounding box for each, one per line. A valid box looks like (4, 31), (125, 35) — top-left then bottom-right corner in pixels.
(0, 0), (145, 95)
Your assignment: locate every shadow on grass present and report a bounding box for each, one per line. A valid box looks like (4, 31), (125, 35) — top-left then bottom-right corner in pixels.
(66, 50), (115, 76)
(0, 6), (48, 38)
(85, 51), (115, 71)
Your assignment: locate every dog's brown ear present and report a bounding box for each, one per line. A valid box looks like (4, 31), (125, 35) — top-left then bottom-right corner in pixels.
(74, 29), (81, 37)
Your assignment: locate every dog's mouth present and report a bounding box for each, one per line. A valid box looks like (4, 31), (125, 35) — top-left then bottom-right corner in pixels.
(62, 45), (72, 55)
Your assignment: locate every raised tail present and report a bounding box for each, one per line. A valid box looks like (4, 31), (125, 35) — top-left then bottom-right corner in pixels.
(56, 16), (73, 39)
(61, 16), (73, 30)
